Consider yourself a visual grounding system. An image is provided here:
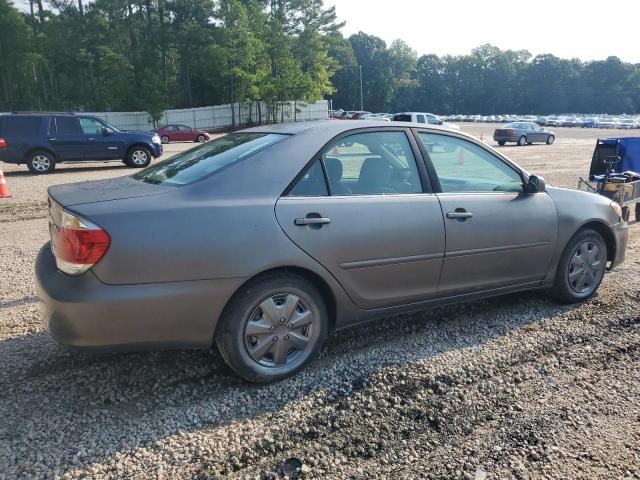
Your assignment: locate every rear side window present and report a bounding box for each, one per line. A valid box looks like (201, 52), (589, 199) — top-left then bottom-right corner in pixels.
(1, 116), (43, 138)
(393, 114), (412, 122)
(56, 116), (83, 135)
(288, 159), (328, 197)
(133, 133), (287, 186)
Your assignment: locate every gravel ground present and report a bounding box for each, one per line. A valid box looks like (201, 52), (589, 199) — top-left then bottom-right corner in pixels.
(1, 126), (639, 479)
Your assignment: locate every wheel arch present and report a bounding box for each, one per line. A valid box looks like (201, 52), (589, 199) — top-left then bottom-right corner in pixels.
(125, 143), (153, 159)
(577, 220), (616, 263)
(213, 265), (338, 344)
(23, 147), (58, 164)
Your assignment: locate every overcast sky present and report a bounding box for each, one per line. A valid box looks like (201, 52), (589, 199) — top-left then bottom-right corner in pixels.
(324, 0), (640, 63)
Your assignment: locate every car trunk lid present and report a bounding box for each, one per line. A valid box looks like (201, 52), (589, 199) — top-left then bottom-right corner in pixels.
(47, 176), (173, 207)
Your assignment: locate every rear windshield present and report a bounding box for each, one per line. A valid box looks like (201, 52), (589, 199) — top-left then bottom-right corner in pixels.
(393, 114), (412, 122)
(0, 116), (43, 137)
(133, 133), (287, 186)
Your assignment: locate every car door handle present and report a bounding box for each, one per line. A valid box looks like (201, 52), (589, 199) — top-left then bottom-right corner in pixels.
(446, 211), (473, 219)
(88, 137), (95, 141)
(294, 216), (331, 226)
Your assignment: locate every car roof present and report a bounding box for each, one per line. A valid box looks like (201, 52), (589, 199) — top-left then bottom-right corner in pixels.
(8, 112), (76, 116)
(237, 119), (468, 137)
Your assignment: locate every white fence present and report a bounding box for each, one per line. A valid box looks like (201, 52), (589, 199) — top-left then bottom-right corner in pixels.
(1, 99), (328, 131)
(0, 100), (325, 131)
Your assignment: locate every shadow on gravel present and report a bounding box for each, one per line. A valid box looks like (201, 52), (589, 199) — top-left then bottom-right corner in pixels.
(0, 290), (581, 477)
(3, 164), (129, 177)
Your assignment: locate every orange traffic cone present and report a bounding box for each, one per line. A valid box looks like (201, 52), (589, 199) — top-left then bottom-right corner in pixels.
(457, 149), (465, 166)
(0, 169), (11, 198)
(331, 146), (339, 155)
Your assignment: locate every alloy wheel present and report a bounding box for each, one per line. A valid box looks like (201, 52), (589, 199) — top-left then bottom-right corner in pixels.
(32, 155), (51, 172)
(244, 293), (315, 368)
(567, 241), (604, 294)
(131, 150), (148, 166)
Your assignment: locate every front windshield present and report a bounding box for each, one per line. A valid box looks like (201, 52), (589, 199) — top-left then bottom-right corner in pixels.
(133, 133), (287, 186)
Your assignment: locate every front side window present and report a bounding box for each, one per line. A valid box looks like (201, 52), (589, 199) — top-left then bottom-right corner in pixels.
(134, 133), (286, 186)
(419, 133), (523, 193)
(79, 117), (105, 135)
(416, 114), (426, 124)
(320, 131), (422, 195)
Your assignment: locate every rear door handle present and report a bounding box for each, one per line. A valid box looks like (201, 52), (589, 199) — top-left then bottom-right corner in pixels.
(446, 211), (473, 219)
(294, 217), (331, 226)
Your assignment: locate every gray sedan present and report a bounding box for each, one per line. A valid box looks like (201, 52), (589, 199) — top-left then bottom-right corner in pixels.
(494, 122), (555, 146)
(37, 121), (628, 382)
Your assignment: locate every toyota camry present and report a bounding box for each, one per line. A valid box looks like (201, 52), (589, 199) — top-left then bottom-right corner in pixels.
(36, 121), (629, 382)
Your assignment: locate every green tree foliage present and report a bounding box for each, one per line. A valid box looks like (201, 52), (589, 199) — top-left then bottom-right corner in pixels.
(2, 0), (640, 116)
(330, 39), (640, 115)
(0, 0), (340, 122)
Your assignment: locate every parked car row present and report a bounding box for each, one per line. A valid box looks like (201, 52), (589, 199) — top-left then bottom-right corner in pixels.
(330, 109), (460, 130)
(443, 113), (640, 129)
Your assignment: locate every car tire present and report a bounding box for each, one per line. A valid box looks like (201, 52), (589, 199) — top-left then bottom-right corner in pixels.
(215, 273), (328, 383)
(26, 150), (56, 174)
(546, 135), (555, 145)
(635, 202), (640, 222)
(517, 136), (527, 146)
(196, 135), (206, 143)
(547, 228), (607, 304)
(161, 135), (170, 144)
(498, 141), (506, 146)
(125, 146), (152, 168)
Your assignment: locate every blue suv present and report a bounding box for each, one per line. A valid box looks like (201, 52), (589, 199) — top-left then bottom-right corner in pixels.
(0, 113), (163, 174)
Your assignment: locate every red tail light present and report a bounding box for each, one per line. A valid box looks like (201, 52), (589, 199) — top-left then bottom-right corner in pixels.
(50, 207), (110, 276)
(507, 129), (516, 136)
(0, 138), (7, 148)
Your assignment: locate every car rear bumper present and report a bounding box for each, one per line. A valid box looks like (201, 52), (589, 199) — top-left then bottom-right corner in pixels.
(35, 244), (243, 350)
(610, 220), (629, 269)
(0, 148), (22, 164)
(493, 135), (518, 142)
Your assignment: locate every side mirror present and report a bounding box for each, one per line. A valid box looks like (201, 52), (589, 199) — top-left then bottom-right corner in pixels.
(525, 175), (546, 194)
(103, 127), (113, 136)
(438, 119), (443, 125)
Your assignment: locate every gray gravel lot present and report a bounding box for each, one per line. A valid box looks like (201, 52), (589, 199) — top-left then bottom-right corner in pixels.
(1, 125), (639, 479)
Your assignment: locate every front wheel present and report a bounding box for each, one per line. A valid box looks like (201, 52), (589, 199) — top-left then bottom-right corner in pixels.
(215, 273), (328, 383)
(517, 136), (527, 146)
(125, 146), (152, 168)
(547, 229), (607, 304)
(196, 134), (206, 143)
(161, 135), (170, 144)
(26, 150), (56, 174)
(546, 135), (555, 145)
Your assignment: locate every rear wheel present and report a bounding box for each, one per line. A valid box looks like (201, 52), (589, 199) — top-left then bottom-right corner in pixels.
(26, 150), (56, 174)
(548, 229), (607, 304)
(546, 135), (555, 145)
(497, 141), (506, 146)
(215, 273), (328, 383)
(635, 202), (640, 222)
(125, 146), (152, 168)
(517, 136), (527, 146)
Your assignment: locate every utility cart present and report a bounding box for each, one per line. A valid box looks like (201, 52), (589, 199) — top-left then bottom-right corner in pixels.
(578, 137), (640, 222)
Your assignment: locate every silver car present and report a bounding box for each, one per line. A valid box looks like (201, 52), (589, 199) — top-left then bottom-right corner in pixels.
(37, 121), (629, 382)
